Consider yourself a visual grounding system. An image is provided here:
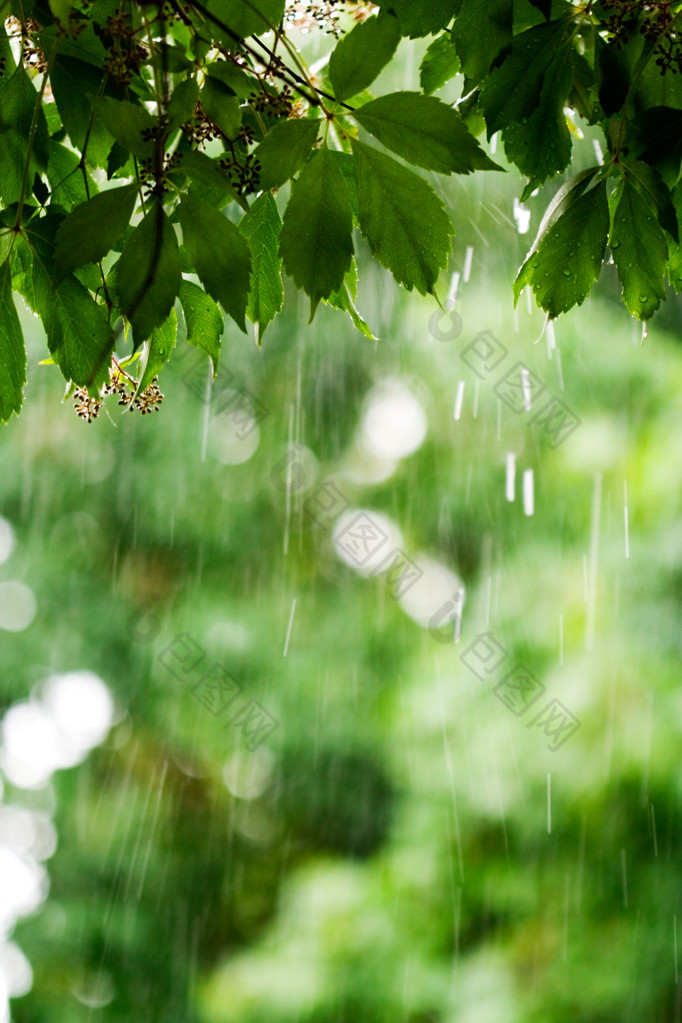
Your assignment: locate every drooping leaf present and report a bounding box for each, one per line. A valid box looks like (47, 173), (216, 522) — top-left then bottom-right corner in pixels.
(419, 33), (460, 94)
(48, 0), (73, 23)
(87, 94), (156, 159)
(326, 260), (378, 341)
(200, 76), (241, 139)
(479, 20), (573, 137)
(623, 160), (678, 242)
(238, 192), (283, 344)
(54, 183), (138, 281)
(49, 57), (114, 167)
(166, 77), (199, 134)
(528, 0), (551, 20)
(29, 237), (114, 389)
(254, 118), (320, 191)
(375, 0), (458, 38)
(610, 175), (668, 320)
(179, 279), (224, 376)
(627, 107), (682, 189)
(667, 179), (682, 292)
(46, 142), (94, 208)
(328, 12), (400, 103)
(279, 145), (354, 319)
(137, 308), (177, 394)
(178, 195), (251, 331)
(351, 138), (453, 294)
(514, 173), (609, 317)
(354, 92), (501, 174)
(116, 205), (182, 348)
(0, 66), (50, 204)
(451, 0), (513, 86)
(176, 149), (245, 209)
(0, 260), (26, 422)
(502, 51), (573, 196)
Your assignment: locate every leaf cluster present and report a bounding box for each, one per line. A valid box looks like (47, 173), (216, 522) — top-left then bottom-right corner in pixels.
(1, 0), (682, 423)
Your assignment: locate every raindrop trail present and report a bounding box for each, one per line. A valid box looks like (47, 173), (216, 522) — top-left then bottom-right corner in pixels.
(200, 360), (211, 463)
(586, 472), (602, 650)
(621, 849), (628, 908)
(453, 381), (465, 420)
(675, 915), (679, 984)
(283, 403), (294, 556)
(521, 366), (531, 411)
(559, 613), (564, 665)
(523, 468), (534, 516)
(547, 773), (551, 834)
(468, 218), (490, 248)
(473, 379), (479, 418)
(505, 453), (515, 502)
(463, 245), (474, 283)
(283, 597), (296, 657)
(447, 271), (461, 308)
(555, 345), (565, 391)
(624, 480), (630, 559)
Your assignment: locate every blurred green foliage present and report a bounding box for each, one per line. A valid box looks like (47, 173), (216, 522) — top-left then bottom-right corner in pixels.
(1, 22), (682, 1023)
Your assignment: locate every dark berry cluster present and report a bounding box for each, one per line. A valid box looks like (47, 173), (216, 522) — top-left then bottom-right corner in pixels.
(182, 103), (223, 145)
(138, 150), (183, 197)
(218, 152), (261, 195)
(598, 0), (682, 73)
(249, 85), (294, 117)
(99, 12), (148, 85)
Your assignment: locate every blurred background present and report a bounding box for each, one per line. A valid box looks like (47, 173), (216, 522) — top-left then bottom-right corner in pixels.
(2, 22), (682, 1023)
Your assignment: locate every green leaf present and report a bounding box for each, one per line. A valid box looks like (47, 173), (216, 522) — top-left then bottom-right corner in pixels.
(87, 95), (156, 159)
(667, 179), (682, 292)
(326, 261), (378, 341)
(352, 138), (453, 294)
(49, 0), (72, 23)
(451, 0), (513, 86)
(50, 57), (115, 167)
(201, 77), (241, 139)
(0, 67), (50, 204)
(328, 151), (359, 223)
(137, 308), (177, 394)
(205, 0), (286, 43)
(166, 77), (199, 134)
(46, 142), (94, 209)
(623, 160), (678, 243)
(29, 239), (114, 389)
(419, 33), (460, 94)
(479, 20), (573, 137)
(527, 0), (551, 21)
(328, 12), (400, 103)
(177, 149), (245, 209)
(0, 260), (26, 422)
(610, 175), (668, 321)
(375, 0), (458, 38)
(116, 206), (182, 347)
(54, 183), (138, 282)
(354, 92), (501, 174)
(206, 61), (257, 100)
(279, 146), (354, 319)
(178, 195), (251, 332)
(238, 192), (283, 344)
(501, 50), (573, 195)
(627, 108), (682, 189)
(254, 118), (320, 191)
(179, 279), (224, 376)
(514, 173), (608, 317)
